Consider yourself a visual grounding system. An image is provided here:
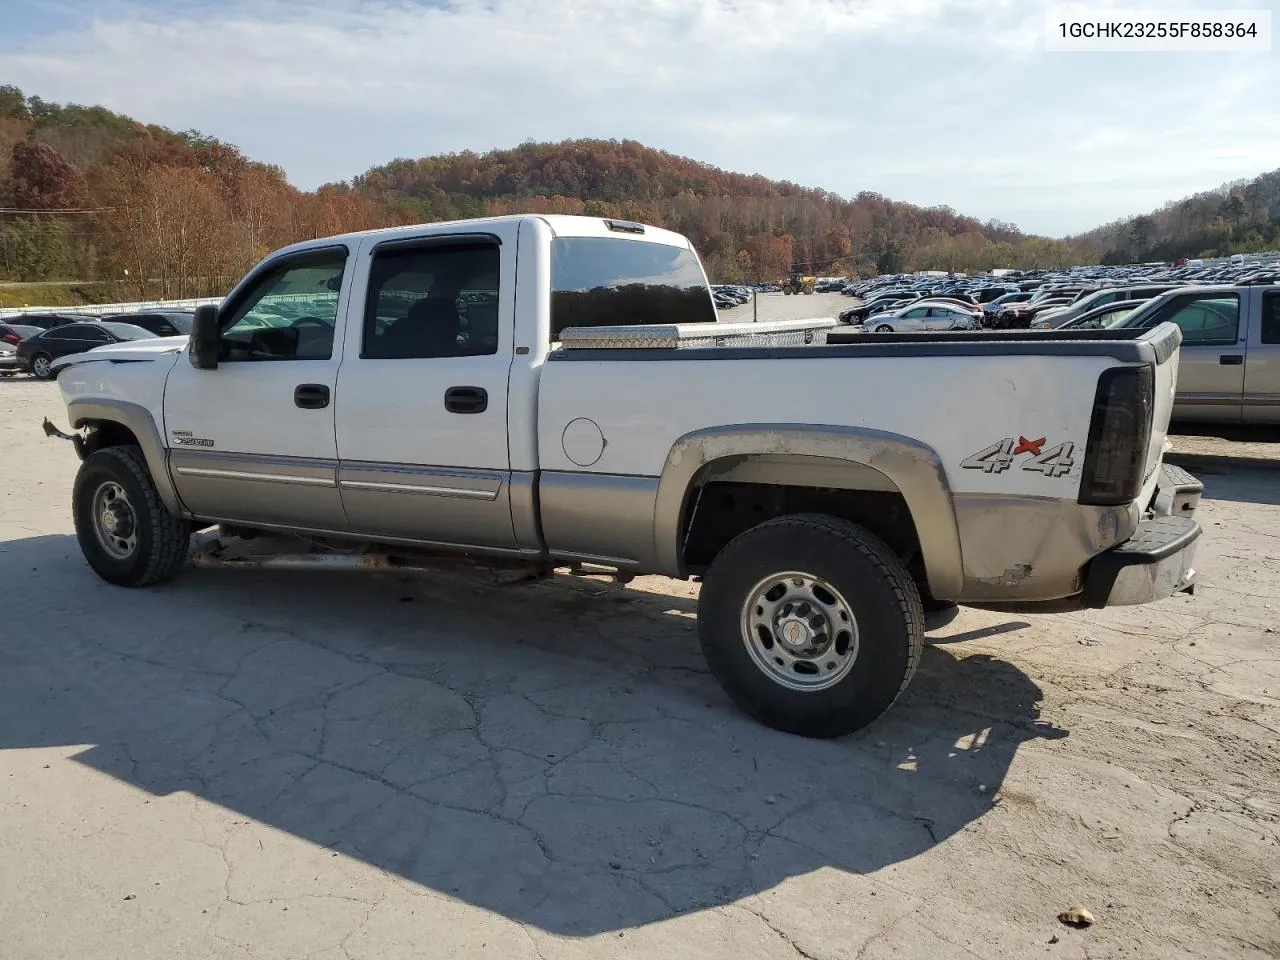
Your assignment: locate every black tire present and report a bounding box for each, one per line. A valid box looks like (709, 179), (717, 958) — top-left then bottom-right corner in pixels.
(73, 445), (191, 587)
(874, 324), (894, 333)
(29, 353), (54, 379)
(698, 514), (924, 738)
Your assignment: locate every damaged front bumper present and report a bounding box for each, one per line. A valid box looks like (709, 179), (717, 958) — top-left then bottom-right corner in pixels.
(42, 417), (88, 458)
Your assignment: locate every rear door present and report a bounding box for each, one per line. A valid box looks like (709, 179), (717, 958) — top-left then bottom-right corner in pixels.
(1243, 288), (1280, 424)
(333, 225), (519, 549)
(1138, 290), (1246, 422)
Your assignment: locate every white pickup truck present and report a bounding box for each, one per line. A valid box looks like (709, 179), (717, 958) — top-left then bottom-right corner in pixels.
(48, 214), (1203, 737)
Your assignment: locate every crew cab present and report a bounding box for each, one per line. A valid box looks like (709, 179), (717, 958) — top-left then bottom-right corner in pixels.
(47, 215), (1202, 738)
(1106, 284), (1280, 424)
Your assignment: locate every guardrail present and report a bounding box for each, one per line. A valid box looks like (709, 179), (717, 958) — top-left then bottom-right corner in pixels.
(0, 297), (224, 320)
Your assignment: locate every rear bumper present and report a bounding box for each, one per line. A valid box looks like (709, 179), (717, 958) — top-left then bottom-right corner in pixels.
(1082, 462), (1204, 608)
(1083, 514), (1200, 607)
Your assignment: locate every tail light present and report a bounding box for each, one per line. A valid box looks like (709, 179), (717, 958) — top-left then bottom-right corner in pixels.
(2, 333), (18, 345)
(1078, 366), (1154, 505)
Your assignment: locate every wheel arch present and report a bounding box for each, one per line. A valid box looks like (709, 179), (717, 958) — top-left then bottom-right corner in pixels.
(653, 424), (964, 599)
(67, 398), (184, 518)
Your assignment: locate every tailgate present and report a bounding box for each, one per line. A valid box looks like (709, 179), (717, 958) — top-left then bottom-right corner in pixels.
(1139, 322), (1183, 506)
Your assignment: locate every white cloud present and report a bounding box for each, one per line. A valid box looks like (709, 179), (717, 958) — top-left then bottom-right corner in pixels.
(0, 0), (1276, 235)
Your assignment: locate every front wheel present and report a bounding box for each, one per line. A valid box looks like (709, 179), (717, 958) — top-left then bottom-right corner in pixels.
(73, 446), (191, 586)
(698, 514), (924, 738)
(874, 324), (894, 333)
(29, 354), (54, 379)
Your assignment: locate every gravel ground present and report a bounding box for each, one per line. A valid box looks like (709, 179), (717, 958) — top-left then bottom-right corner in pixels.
(1, 368), (1277, 960)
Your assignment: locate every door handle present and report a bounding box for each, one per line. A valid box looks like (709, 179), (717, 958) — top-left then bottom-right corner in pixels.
(294, 383), (330, 409)
(1219, 355), (1244, 366)
(444, 386), (488, 414)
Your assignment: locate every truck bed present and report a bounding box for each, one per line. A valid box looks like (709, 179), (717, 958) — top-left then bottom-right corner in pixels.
(551, 322), (1181, 364)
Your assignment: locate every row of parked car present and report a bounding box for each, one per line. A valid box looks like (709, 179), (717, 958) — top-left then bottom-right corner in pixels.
(831, 257), (1280, 424)
(833, 253), (1280, 333)
(710, 283), (781, 309)
(0, 310), (193, 379)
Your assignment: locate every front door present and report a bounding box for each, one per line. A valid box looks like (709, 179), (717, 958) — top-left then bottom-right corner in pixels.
(1140, 290), (1246, 422)
(163, 247), (353, 530)
(333, 227), (519, 549)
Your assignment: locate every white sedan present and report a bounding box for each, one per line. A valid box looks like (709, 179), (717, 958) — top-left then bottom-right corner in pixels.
(864, 303), (976, 333)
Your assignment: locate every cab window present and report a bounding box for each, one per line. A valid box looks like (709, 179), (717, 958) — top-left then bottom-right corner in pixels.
(218, 251), (347, 361)
(361, 242), (500, 359)
(1262, 292), (1280, 344)
(1142, 293), (1240, 345)
(550, 237), (714, 339)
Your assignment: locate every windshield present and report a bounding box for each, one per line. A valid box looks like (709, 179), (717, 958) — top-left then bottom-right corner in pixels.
(101, 323), (159, 340)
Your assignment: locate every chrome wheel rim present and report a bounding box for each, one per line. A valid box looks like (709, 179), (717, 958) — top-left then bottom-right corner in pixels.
(32, 356), (50, 377)
(740, 571), (859, 692)
(874, 325), (892, 333)
(91, 481), (138, 560)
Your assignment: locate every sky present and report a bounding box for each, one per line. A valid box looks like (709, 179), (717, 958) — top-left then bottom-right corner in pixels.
(0, 0), (1276, 237)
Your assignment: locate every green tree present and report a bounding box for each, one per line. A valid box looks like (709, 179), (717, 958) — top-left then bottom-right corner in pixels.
(0, 84), (28, 118)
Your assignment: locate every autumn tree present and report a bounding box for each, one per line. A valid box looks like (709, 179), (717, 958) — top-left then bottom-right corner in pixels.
(10, 140), (89, 210)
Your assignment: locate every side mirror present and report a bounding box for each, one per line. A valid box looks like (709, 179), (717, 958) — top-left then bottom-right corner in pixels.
(190, 304), (220, 370)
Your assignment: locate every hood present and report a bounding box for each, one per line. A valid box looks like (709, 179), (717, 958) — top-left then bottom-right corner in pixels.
(50, 336), (189, 372)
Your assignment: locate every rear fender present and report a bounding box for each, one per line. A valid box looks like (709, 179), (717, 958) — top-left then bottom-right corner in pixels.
(653, 424), (964, 598)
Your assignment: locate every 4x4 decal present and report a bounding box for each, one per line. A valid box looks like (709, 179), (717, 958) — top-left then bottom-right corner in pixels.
(962, 437), (1076, 477)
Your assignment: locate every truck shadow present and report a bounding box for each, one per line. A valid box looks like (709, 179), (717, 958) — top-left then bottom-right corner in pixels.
(1165, 452), (1280, 506)
(0, 533), (1066, 935)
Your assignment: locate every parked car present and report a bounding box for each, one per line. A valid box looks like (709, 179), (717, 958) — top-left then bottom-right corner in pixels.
(1030, 285), (1177, 329)
(838, 295), (919, 324)
(44, 213), (1200, 739)
(0, 340), (18, 375)
(864, 303), (975, 332)
(1110, 284), (1280, 423)
(913, 297), (984, 320)
(16, 322), (159, 379)
(984, 291), (1033, 315)
(0, 322), (43, 345)
(101, 311), (194, 337)
(1, 312), (84, 331)
(1054, 301), (1145, 330)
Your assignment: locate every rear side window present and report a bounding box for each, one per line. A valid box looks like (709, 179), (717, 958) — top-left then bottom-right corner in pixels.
(362, 242), (500, 359)
(1142, 292), (1240, 345)
(1262, 293), (1280, 344)
(550, 237), (715, 339)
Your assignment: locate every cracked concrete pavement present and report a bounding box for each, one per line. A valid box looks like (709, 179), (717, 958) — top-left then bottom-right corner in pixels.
(1, 375), (1278, 960)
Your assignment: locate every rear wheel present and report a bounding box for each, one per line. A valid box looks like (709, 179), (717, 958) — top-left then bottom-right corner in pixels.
(30, 354), (53, 379)
(698, 514), (924, 738)
(73, 446), (191, 586)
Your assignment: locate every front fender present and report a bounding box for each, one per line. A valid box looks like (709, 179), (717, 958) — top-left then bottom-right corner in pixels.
(652, 424), (965, 599)
(67, 398), (185, 518)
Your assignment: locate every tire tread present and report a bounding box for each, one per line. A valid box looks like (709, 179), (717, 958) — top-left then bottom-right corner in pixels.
(699, 512), (924, 736)
(73, 445), (189, 586)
